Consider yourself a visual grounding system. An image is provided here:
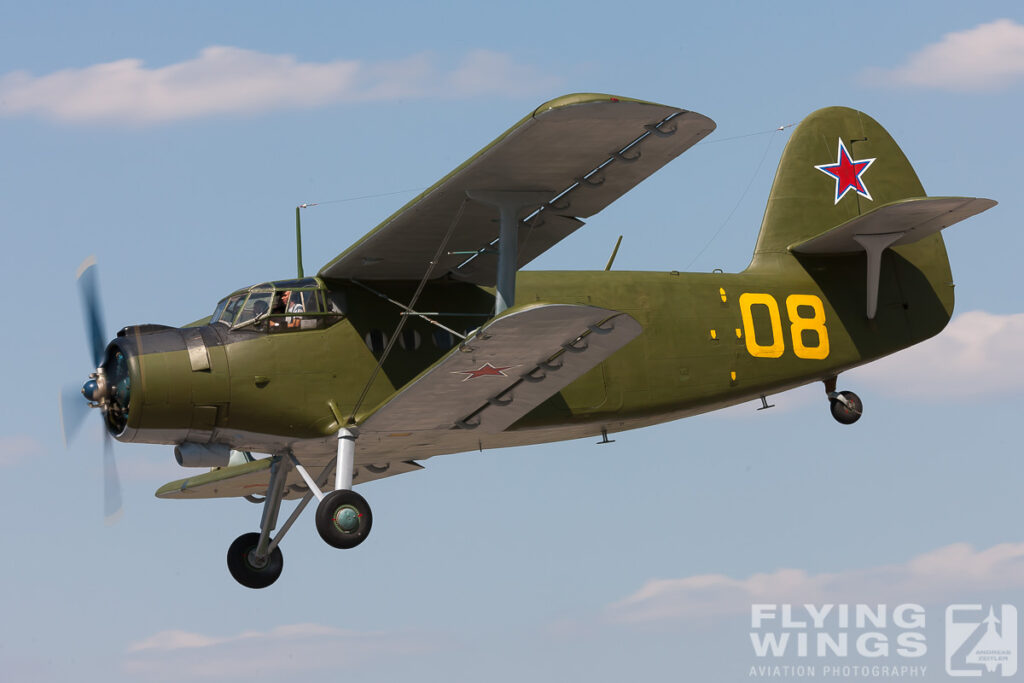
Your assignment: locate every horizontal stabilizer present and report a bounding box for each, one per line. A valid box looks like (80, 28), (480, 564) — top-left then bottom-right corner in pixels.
(790, 196), (996, 319)
(359, 303), (642, 434)
(789, 196), (996, 255)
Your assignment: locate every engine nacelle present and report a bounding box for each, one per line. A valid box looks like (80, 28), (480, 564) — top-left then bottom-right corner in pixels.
(174, 442), (238, 468)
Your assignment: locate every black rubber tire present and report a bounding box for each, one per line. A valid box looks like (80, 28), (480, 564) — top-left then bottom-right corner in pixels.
(830, 390), (863, 425)
(315, 489), (373, 549)
(226, 532), (283, 589)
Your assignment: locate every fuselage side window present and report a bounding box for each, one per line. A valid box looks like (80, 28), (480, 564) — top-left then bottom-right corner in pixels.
(325, 290), (346, 315)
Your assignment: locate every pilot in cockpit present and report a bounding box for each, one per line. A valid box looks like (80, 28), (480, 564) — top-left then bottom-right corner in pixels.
(285, 291), (305, 328)
(264, 291), (284, 329)
(267, 290), (303, 329)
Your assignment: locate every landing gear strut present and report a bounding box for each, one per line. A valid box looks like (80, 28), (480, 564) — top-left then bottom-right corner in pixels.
(226, 428), (374, 588)
(314, 428), (373, 549)
(824, 376), (863, 425)
(227, 454), (293, 588)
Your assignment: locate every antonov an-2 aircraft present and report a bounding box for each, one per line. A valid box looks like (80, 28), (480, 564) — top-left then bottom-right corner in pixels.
(60, 94), (995, 588)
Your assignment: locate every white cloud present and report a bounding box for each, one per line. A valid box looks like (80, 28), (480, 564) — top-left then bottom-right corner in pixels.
(850, 310), (1024, 400)
(862, 19), (1024, 91)
(125, 623), (438, 679)
(128, 623), (353, 653)
(448, 49), (552, 97)
(702, 310), (1021, 419)
(608, 541), (1024, 623)
(0, 46), (559, 124)
(0, 435), (45, 467)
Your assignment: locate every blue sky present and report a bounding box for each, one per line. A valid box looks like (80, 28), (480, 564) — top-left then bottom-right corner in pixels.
(1, 2), (1023, 681)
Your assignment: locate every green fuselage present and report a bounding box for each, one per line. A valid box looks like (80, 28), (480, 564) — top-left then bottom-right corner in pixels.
(113, 234), (953, 456)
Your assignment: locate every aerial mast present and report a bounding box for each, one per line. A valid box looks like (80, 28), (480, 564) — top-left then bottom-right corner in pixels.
(295, 204), (315, 278)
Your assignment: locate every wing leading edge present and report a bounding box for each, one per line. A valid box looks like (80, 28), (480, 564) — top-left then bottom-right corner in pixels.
(319, 94), (715, 285)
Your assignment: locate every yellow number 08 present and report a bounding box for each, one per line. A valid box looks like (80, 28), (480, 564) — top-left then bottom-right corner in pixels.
(739, 293), (829, 360)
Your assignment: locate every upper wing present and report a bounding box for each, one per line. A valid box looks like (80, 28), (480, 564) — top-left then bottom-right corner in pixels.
(319, 93), (715, 285)
(358, 303), (642, 433)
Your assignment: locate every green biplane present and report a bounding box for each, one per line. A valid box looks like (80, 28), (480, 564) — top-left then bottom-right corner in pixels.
(61, 94), (995, 588)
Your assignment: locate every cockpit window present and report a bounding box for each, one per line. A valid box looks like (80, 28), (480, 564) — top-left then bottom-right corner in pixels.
(269, 289), (326, 331)
(236, 291), (273, 327)
(212, 278), (343, 333)
(210, 297), (229, 324)
(214, 294), (246, 325)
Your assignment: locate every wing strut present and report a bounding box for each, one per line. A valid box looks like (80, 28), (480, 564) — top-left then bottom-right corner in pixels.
(465, 190), (551, 314)
(347, 199), (468, 423)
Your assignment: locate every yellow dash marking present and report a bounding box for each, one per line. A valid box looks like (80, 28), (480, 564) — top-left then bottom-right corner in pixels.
(719, 287), (727, 302)
(710, 329), (717, 340)
(730, 371), (737, 381)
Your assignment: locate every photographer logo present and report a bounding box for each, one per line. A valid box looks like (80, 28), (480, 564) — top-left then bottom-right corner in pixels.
(946, 605), (1018, 677)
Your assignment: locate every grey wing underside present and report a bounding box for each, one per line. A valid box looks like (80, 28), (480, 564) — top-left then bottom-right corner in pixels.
(318, 93), (715, 285)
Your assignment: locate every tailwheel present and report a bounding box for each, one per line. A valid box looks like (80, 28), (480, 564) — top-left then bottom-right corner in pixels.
(315, 489), (373, 549)
(829, 390), (863, 425)
(227, 532), (283, 589)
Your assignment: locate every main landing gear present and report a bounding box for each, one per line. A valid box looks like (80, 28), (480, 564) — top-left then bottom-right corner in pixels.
(824, 376), (863, 425)
(226, 428), (372, 589)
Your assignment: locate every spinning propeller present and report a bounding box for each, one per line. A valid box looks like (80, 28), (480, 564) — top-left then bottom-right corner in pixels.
(59, 257), (124, 523)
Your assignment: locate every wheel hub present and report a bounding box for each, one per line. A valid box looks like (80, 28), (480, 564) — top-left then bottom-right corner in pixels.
(246, 549), (269, 569)
(333, 505), (360, 533)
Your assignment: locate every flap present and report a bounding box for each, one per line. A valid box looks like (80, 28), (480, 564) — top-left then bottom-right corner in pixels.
(319, 93), (715, 284)
(358, 303), (642, 434)
(790, 196), (997, 254)
(155, 457), (423, 500)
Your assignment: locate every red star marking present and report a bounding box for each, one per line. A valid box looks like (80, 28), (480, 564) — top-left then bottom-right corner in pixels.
(452, 362), (514, 381)
(814, 138), (875, 204)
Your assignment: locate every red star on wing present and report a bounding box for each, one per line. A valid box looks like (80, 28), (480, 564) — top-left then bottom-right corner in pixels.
(814, 138), (875, 205)
(452, 362), (514, 381)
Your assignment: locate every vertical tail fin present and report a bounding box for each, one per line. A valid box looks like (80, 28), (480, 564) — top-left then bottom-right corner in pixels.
(753, 106), (927, 256)
(748, 106), (994, 343)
